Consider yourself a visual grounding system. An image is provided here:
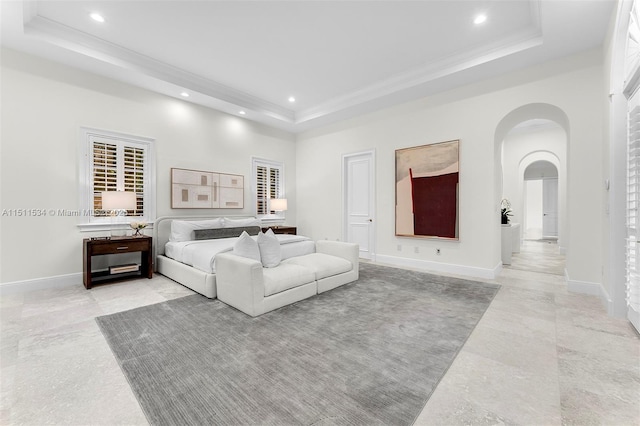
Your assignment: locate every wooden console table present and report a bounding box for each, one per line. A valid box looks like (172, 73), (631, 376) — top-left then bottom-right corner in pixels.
(83, 236), (152, 289)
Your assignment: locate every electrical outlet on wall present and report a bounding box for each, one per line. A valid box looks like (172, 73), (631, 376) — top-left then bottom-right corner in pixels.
(414, 246), (419, 254)
(397, 244), (402, 251)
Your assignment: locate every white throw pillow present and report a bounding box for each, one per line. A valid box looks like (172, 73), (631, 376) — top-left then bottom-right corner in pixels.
(224, 217), (260, 228)
(170, 218), (224, 242)
(233, 231), (261, 262)
(257, 228), (282, 268)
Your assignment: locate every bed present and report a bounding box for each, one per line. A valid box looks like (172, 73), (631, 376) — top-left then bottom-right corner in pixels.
(153, 216), (315, 298)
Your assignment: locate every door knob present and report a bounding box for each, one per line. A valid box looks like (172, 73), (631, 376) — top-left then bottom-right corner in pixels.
(368, 219), (373, 222)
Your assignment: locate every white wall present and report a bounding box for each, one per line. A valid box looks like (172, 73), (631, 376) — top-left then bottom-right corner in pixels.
(502, 125), (567, 248)
(0, 48), (296, 284)
(0, 46), (608, 292)
(602, 0), (629, 317)
(297, 50), (604, 284)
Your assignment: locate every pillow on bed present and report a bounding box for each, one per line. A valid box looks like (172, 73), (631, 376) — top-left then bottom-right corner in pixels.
(194, 226), (261, 240)
(257, 228), (281, 268)
(233, 231), (261, 262)
(170, 218), (224, 242)
(223, 217), (260, 228)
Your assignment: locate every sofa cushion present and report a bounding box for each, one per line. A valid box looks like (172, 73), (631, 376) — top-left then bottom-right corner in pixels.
(283, 253), (352, 280)
(263, 264), (315, 297)
(257, 228), (282, 268)
(232, 231), (261, 262)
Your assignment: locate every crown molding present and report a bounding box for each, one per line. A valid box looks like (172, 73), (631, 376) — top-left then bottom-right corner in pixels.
(23, 11), (296, 123)
(295, 28), (543, 124)
(19, 0), (544, 132)
(296, 1), (542, 124)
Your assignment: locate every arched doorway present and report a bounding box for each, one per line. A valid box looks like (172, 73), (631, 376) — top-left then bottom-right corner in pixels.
(518, 152), (564, 244)
(522, 160), (559, 241)
(494, 104), (569, 273)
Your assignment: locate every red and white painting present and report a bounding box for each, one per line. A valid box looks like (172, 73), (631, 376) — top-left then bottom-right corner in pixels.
(395, 140), (459, 239)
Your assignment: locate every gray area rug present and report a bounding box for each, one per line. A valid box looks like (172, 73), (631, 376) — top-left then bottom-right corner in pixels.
(96, 263), (500, 426)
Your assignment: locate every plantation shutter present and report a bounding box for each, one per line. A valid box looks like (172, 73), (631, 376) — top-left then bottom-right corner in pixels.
(256, 165), (268, 215)
(91, 138), (146, 217)
(626, 1), (640, 333)
(92, 141), (118, 216)
(627, 99), (640, 326)
(254, 159), (284, 216)
(269, 167), (281, 213)
(123, 145), (145, 216)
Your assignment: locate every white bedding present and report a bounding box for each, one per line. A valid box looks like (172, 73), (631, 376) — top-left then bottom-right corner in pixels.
(165, 234), (314, 273)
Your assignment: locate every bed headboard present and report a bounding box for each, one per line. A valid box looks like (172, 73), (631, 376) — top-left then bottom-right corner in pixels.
(153, 215), (257, 260)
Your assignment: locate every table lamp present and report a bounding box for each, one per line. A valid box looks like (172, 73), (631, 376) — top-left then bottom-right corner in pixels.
(102, 191), (137, 237)
(269, 198), (287, 212)
(269, 198), (287, 228)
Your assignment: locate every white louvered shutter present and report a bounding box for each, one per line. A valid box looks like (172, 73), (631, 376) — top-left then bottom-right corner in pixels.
(91, 138), (146, 218)
(627, 99), (640, 323)
(253, 159), (284, 216)
(123, 145), (145, 216)
(626, 0), (640, 332)
(92, 141), (118, 216)
(269, 167), (281, 213)
(256, 165), (268, 215)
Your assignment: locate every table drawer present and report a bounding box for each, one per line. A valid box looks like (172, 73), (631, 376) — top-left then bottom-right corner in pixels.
(91, 240), (149, 255)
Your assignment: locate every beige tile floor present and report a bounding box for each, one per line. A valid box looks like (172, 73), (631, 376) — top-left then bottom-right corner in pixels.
(506, 238), (566, 276)
(1, 241), (638, 425)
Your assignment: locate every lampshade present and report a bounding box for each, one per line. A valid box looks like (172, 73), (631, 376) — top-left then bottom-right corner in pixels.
(270, 198), (287, 211)
(102, 191), (137, 210)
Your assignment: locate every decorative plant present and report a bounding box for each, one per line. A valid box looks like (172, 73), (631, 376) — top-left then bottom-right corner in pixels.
(130, 221), (148, 236)
(501, 199), (513, 225)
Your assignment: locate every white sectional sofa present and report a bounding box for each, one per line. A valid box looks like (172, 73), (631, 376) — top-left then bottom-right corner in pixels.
(216, 240), (359, 317)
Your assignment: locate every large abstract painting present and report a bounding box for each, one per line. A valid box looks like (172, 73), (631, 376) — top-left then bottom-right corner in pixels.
(171, 168), (244, 209)
(395, 140), (459, 239)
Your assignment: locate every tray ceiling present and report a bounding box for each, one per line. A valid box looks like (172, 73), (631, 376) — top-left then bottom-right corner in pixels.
(1, 0), (615, 132)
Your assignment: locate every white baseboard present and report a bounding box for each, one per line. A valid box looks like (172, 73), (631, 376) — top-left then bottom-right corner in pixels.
(374, 254), (500, 280)
(492, 262), (503, 278)
(0, 273), (83, 296)
(565, 269), (611, 312)
(628, 307), (640, 335)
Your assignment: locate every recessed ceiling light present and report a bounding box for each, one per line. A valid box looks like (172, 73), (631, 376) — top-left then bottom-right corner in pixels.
(239, 111), (246, 115)
(288, 96), (296, 103)
(180, 92), (189, 97)
(90, 13), (105, 23)
(474, 14), (487, 25)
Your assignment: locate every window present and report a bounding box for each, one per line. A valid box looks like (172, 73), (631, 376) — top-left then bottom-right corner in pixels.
(79, 127), (155, 229)
(252, 157), (284, 220)
(627, 99), (640, 319)
(627, 91), (640, 332)
(626, 0), (640, 332)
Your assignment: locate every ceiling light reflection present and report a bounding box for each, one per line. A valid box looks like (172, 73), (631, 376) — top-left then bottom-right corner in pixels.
(90, 13), (105, 23)
(474, 14), (487, 25)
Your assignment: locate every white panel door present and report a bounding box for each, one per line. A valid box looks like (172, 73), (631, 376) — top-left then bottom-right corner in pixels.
(344, 152), (375, 260)
(542, 178), (558, 237)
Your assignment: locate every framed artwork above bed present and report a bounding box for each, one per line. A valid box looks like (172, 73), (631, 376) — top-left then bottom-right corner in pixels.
(171, 168), (244, 209)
